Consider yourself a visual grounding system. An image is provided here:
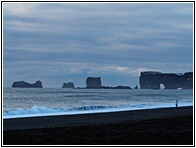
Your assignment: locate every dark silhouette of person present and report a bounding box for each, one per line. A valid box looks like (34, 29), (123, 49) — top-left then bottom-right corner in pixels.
(176, 100), (178, 108)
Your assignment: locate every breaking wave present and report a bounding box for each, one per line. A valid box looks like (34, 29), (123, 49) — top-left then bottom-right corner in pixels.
(3, 102), (192, 119)
(3, 104), (146, 119)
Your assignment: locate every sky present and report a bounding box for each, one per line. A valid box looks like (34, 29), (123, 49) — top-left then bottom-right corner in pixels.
(3, 2), (193, 88)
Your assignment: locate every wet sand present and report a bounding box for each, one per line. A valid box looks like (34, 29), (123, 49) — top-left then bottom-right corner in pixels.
(3, 106), (193, 145)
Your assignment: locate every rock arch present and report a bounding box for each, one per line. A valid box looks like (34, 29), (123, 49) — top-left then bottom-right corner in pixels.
(139, 71), (193, 89)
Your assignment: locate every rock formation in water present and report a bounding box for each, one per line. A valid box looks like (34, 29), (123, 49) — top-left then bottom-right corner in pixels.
(101, 86), (131, 89)
(86, 77), (132, 89)
(139, 71), (193, 89)
(86, 77), (102, 88)
(62, 82), (75, 88)
(12, 80), (43, 88)
(134, 85), (139, 89)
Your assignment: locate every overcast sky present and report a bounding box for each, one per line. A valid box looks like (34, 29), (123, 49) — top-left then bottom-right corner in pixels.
(3, 2), (193, 88)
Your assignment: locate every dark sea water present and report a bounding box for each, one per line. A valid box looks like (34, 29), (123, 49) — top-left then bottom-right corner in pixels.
(3, 88), (193, 119)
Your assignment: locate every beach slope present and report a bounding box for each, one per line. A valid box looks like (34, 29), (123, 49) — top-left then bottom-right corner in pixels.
(3, 106), (193, 145)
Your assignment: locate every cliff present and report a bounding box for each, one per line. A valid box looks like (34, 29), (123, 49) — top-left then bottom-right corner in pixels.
(12, 80), (43, 88)
(86, 77), (102, 88)
(62, 82), (75, 88)
(139, 71), (193, 89)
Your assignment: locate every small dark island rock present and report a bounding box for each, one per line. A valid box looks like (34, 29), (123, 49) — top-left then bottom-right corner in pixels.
(102, 86), (131, 89)
(12, 80), (43, 88)
(62, 82), (75, 88)
(139, 71), (193, 89)
(86, 77), (102, 88)
(112, 86), (131, 89)
(134, 85), (139, 89)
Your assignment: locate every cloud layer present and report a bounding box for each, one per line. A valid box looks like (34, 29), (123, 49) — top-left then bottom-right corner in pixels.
(3, 2), (193, 87)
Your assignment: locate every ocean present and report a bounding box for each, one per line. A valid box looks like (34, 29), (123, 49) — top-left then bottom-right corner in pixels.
(3, 88), (193, 119)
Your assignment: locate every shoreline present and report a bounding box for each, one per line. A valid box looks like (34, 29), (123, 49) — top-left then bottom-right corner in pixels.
(3, 106), (193, 131)
(3, 105), (193, 120)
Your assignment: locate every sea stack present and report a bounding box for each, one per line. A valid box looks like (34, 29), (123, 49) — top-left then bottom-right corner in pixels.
(134, 85), (139, 89)
(86, 77), (102, 88)
(62, 82), (75, 88)
(139, 71), (193, 89)
(12, 80), (43, 88)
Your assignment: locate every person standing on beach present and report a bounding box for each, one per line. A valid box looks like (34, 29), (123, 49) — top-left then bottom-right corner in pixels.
(176, 100), (178, 108)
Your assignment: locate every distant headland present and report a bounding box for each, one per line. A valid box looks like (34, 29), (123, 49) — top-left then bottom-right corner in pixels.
(11, 71), (193, 89)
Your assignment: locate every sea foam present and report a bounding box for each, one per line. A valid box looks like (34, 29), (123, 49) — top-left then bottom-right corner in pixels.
(3, 102), (193, 119)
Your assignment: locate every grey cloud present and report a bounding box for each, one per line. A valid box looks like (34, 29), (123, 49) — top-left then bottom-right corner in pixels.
(3, 2), (193, 87)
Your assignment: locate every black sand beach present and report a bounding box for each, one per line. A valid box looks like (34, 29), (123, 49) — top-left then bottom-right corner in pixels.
(3, 106), (193, 145)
